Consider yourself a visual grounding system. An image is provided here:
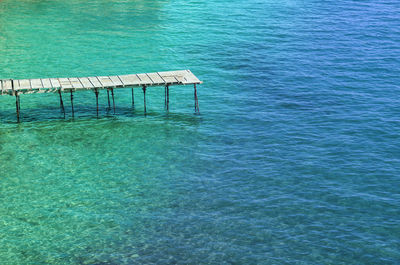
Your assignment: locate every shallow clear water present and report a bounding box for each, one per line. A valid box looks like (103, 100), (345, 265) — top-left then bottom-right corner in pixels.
(0, 0), (399, 264)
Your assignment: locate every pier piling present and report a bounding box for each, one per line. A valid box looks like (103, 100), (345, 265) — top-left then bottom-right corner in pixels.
(166, 85), (170, 111)
(58, 90), (65, 118)
(142, 85), (147, 114)
(107, 89), (111, 110)
(111, 88), (115, 114)
(194, 84), (199, 113)
(70, 90), (74, 118)
(95, 89), (99, 118)
(12, 80), (20, 122)
(132, 87), (135, 106)
(15, 93), (20, 123)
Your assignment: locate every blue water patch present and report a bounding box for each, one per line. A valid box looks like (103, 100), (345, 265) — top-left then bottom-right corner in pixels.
(0, 0), (399, 263)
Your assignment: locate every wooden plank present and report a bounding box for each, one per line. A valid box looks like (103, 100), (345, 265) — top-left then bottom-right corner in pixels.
(58, 78), (73, 90)
(3, 80), (12, 94)
(147, 72), (164, 85)
(167, 70), (191, 84)
(183, 70), (201, 84)
(78, 77), (94, 89)
(19, 79), (31, 90)
(30, 79), (43, 89)
(161, 70), (198, 84)
(156, 72), (167, 84)
(137, 73), (153, 86)
(69, 78), (84, 89)
(118, 74), (141, 87)
(158, 72), (179, 84)
(3, 80), (12, 91)
(88, 77), (102, 88)
(97, 76), (114, 87)
(161, 70), (187, 76)
(13, 80), (21, 91)
(3, 80), (12, 90)
(41, 79), (52, 89)
(49, 78), (61, 88)
(109, 76), (123, 87)
(116, 75), (126, 86)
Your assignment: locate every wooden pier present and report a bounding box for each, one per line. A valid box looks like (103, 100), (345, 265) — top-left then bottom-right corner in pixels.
(0, 70), (202, 121)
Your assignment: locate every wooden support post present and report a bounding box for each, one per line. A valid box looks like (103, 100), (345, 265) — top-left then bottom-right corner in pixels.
(70, 90), (74, 118)
(15, 92), (20, 123)
(142, 85), (147, 114)
(12, 80), (21, 122)
(132, 87), (135, 106)
(194, 84), (199, 113)
(58, 90), (65, 118)
(95, 89), (99, 118)
(107, 89), (111, 110)
(18, 93), (21, 112)
(166, 85), (170, 111)
(164, 85), (167, 109)
(111, 88), (115, 114)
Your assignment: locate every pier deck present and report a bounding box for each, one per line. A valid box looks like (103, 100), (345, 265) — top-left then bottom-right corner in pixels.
(0, 70), (201, 95)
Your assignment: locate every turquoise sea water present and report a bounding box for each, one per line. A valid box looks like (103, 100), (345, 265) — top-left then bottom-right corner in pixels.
(0, 0), (399, 263)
